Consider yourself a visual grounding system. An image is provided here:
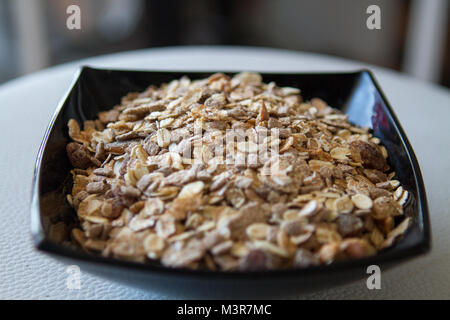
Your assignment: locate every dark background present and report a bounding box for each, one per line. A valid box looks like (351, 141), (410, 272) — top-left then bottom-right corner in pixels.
(0, 0), (448, 88)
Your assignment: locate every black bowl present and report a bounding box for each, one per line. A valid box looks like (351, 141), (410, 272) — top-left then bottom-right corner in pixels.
(30, 67), (430, 298)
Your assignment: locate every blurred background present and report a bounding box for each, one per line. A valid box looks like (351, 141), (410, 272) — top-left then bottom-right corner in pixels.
(0, 0), (448, 87)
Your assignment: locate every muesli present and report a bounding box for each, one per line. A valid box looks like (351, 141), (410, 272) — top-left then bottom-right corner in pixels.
(63, 72), (410, 271)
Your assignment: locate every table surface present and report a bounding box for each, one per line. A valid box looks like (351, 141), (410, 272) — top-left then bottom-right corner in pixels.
(0, 46), (449, 300)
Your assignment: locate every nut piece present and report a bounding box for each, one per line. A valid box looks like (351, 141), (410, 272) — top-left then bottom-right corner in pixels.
(372, 196), (402, 219)
(351, 194), (373, 209)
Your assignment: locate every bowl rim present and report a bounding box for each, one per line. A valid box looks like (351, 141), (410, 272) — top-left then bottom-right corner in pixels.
(30, 66), (431, 280)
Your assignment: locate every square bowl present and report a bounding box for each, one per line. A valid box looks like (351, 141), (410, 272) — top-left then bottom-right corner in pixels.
(31, 67), (430, 297)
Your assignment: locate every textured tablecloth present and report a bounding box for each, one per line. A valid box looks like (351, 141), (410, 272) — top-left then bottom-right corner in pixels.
(1, 46), (449, 299)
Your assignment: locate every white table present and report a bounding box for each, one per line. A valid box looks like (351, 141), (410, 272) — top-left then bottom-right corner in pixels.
(0, 46), (449, 299)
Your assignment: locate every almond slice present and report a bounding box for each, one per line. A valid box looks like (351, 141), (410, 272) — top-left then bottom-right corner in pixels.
(351, 194), (373, 210)
(335, 196), (354, 213)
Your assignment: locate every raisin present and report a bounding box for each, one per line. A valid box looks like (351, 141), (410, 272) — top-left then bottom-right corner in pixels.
(350, 140), (387, 171)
